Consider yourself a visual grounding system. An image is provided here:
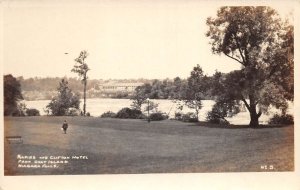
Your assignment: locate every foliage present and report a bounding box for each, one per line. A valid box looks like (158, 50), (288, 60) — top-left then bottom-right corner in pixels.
(206, 6), (294, 127)
(174, 112), (183, 120)
(206, 102), (233, 125)
(46, 79), (81, 116)
(113, 91), (129, 99)
(101, 111), (117, 118)
(11, 103), (27, 117)
(181, 112), (198, 122)
(268, 114), (294, 125)
(19, 76), (216, 101)
(19, 77), (105, 100)
(149, 112), (168, 121)
(115, 107), (145, 119)
(4, 74), (24, 116)
(174, 112), (198, 122)
(130, 84), (151, 110)
(144, 100), (159, 113)
(179, 65), (209, 121)
(68, 108), (80, 116)
(72, 50), (90, 116)
(26, 108), (40, 116)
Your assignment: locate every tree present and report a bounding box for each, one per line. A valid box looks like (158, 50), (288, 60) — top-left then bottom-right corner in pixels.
(46, 79), (80, 116)
(206, 6), (293, 127)
(170, 77), (184, 99)
(144, 100), (159, 114)
(131, 83), (152, 110)
(72, 50), (90, 116)
(4, 74), (24, 116)
(206, 72), (242, 124)
(180, 65), (208, 121)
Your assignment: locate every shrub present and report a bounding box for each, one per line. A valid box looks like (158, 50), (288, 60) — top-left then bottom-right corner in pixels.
(268, 114), (294, 125)
(149, 112), (168, 121)
(101, 111), (117, 118)
(12, 103), (27, 117)
(86, 112), (91, 117)
(67, 108), (80, 116)
(173, 112), (198, 122)
(181, 112), (198, 122)
(206, 110), (230, 126)
(12, 110), (25, 117)
(116, 107), (145, 119)
(174, 112), (183, 120)
(206, 110), (220, 124)
(26, 108), (40, 116)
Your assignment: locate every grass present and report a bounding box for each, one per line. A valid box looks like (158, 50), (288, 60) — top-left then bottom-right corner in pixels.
(4, 116), (294, 175)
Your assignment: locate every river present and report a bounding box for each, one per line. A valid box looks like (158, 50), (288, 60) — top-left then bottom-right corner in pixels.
(24, 98), (293, 125)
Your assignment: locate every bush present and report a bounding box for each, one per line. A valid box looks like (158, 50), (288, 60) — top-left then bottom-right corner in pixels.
(67, 108), (80, 116)
(12, 103), (27, 117)
(86, 112), (91, 117)
(116, 107), (145, 119)
(149, 112), (168, 121)
(174, 112), (183, 120)
(26, 108), (40, 116)
(268, 114), (294, 125)
(206, 110), (218, 124)
(101, 111), (117, 118)
(173, 112), (198, 122)
(182, 112), (198, 122)
(206, 111), (230, 126)
(12, 110), (26, 117)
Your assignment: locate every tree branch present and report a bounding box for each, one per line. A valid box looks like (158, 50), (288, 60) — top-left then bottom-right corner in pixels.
(267, 64), (279, 79)
(233, 34), (246, 65)
(238, 47), (246, 64)
(224, 53), (245, 66)
(257, 109), (262, 118)
(241, 96), (250, 111)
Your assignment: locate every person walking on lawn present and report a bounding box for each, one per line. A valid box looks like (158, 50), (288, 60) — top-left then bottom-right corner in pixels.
(62, 120), (68, 134)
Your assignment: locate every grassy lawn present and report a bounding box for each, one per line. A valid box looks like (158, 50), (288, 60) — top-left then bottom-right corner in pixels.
(4, 116), (294, 175)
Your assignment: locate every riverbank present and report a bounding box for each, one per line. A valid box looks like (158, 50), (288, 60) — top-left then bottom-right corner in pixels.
(24, 99), (294, 125)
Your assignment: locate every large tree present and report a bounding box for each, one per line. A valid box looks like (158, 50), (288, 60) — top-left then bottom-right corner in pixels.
(46, 79), (80, 116)
(206, 6), (294, 127)
(4, 74), (24, 116)
(72, 50), (90, 116)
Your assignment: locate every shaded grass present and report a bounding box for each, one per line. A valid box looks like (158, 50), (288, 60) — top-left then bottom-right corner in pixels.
(4, 116), (294, 175)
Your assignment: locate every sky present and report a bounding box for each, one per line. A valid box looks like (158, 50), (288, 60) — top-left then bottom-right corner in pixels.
(2, 0), (295, 80)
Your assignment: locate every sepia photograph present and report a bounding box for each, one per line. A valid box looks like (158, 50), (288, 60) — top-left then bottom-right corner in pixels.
(1, 0), (299, 189)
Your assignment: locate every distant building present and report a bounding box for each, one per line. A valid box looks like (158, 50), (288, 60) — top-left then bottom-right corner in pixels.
(98, 82), (144, 93)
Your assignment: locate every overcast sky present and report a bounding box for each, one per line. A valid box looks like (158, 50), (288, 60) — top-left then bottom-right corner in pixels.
(2, 0), (294, 79)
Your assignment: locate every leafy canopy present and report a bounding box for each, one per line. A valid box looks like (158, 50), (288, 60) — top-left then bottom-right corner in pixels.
(72, 50), (90, 81)
(4, 74), (24, 116)
(46, 79), (80, 116)
(206, 6), (293, 126)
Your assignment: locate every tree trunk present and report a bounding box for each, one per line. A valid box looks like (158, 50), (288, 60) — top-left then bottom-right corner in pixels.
(249, 111), (259, 128)
(195, 106), (199, 121)
(248, 96), (261, 128)
(83, 79), (87, 116)
(245, 92), (262, 127)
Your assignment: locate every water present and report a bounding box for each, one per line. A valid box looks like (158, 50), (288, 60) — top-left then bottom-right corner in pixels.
(24, 98), (293, 125)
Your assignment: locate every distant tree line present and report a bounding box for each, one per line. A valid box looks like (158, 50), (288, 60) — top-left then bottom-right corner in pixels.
(18, 77), (100, 93)
(17, 75), (215, 101)
(17, 77), (157, 100)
